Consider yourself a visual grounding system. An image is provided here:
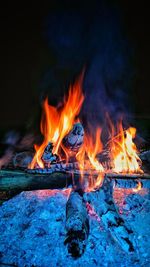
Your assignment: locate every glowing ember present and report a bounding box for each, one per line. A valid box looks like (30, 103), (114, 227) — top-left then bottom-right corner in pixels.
(76, 127), (104, 191)
(133, 181), (142, 192)
(29, 75), (84, 169)
(108, 119), (143, 174)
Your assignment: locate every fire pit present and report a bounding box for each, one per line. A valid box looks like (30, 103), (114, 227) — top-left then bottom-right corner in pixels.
(0, 74), (150, 266)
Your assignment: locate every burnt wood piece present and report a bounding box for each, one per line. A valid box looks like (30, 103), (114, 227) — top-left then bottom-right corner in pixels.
(63, 123), (84, 152)
(27, 162), (79, 173)
(102, 178), (135, 252)
(0, 170), (150, 199)
(85, 178), (136, 253)
(41, 142), (59, 167)
(0, 170), (79, 200)
(71, 170), (150, 179)
(105, 173), (150, 189)
(65, 189), (89, 258)
(106, 173), (150, 179)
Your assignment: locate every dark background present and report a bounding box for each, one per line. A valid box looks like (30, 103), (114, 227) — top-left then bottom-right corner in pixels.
(0, 1), (150, 133)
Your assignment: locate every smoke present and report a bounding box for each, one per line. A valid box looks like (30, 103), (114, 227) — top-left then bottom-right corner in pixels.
(42, 0), (133, 125)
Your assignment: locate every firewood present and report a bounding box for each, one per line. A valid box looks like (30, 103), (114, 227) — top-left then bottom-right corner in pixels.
(63, 123), (84, 152)
(0, 170), (79, 199)
(27, 161), (79, 174)
(41, 142), (59, 167)
(105, 173), (150, 189)
(0, 169), (150, 199)
(65, 189), (89, 257)
(85, 178), (135, 253)
(106, 173), (150, 179)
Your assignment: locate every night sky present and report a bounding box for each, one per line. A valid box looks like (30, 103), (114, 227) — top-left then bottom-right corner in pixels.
(0, 1), (150, 132)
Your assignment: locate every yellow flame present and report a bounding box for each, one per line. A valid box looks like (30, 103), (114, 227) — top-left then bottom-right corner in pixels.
(108, 118), (143, 174)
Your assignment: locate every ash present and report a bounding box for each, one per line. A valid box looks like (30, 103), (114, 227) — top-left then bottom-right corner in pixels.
(0, 187), (150, 267)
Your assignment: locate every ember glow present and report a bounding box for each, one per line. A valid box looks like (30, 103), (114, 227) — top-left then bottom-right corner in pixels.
(133, 181), (142, 192)
(108, 119), (143, 174)
(29, 75), (84, 169)
(76, 128), (104, 191)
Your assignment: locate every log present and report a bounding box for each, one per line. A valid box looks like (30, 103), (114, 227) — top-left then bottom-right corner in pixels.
(106, 173), (150, 179)
(65, 189), (89, 257)
(1, 169), (150, 199)
(85, 178), (135, 253)
(0, 170), (79, 200)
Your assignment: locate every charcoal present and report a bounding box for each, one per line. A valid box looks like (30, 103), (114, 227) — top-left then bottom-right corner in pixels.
(63, 123), (84, 152)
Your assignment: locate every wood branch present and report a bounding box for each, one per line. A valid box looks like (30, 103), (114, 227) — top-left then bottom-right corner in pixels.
(69, 169), (150, 179)
(65, 189), (89, 257)
(105, 173), (150, 189)
(106, 173), (150, 179)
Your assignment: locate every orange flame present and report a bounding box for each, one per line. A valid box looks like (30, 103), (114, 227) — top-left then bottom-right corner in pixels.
(76, 127), (104, 191)
(29, 75), (84, 169)
(108, 118), (143, 174)
(133, 181), (142, 192)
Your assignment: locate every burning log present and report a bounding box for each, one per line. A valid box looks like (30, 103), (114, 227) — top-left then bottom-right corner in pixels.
(85, 177), (136, 253)
(0, 169), (150, 199)
(63, 123), (84, 152)
(65, 189), (89, 257)
(41, 142), (59, 167)
(27, 162), (79, 173)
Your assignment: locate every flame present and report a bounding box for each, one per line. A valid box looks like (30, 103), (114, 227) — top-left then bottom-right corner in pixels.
(108, 118), (143, 174)
(29, 75), (84, 169)
(133, 181), (142, 192)
(76, 127), (104, 191)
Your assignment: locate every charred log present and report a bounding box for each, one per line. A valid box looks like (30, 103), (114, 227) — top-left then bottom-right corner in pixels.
(65, 189), (89, 258)
(85, 178), (135, 253)
(41, 142), (59, 167)
(0, 170), (150, 200)
(63, 123), (84, 152)
(0, 170), (80, 200)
